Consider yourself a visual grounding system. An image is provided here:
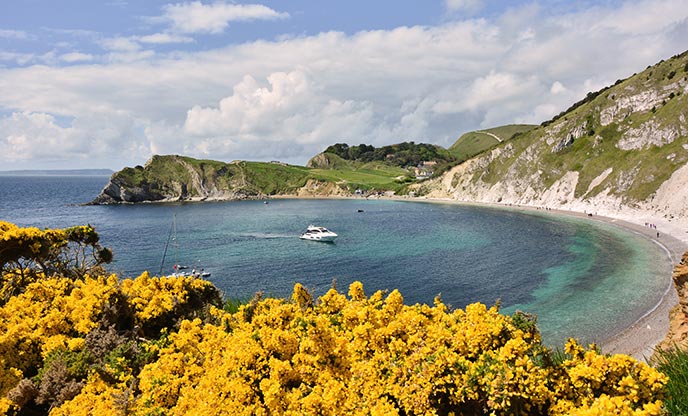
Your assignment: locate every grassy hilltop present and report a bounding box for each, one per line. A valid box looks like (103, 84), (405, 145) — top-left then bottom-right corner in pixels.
(448, 124), (536, 162)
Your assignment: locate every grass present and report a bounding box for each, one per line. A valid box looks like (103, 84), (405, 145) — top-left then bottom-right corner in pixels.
(449, 132), (500, 160)
(449, 124), (536, 161)
(309, 165), (408, 191)
(305, 156), (408, 190)
(483, 124), (537, 140)
(241, 162), (311, 194)
(224, 296), (252, 314)
(653, 346), (688, 415)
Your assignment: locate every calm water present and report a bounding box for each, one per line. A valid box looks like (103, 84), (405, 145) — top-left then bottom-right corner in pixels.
(0, 175), (670, 346)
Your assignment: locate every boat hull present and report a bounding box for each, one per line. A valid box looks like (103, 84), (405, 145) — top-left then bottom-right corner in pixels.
(299, 234), (337, 242)
(300, 225), (338, 242)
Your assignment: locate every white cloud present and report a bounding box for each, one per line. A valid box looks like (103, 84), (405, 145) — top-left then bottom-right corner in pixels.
(0, 51), (34, 65)
(0, 111), (148, 167)
(100, 36), (141, 52)
(137, 33), (194, 44)
(445, 0), (484, 13)
(59, 52), (94, 63)
(550, 81), (567, 95)
(104, 50), (154, 63)
(161, 2), (289, 34)
(184, 69), (376, 158)
(0, 112), (71, 161)
(433, 71), (542, 114)
(0, 29), (28, 39)
(588, 0), (688, 35)
(0, 0), (687, 169)
(97, 37), (157, 62)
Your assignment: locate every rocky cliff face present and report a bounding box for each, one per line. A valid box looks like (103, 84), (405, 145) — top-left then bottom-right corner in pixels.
(90, 155), (270, 204)
(417, 51), (688, 224)
(89, 175), (167, 204)
(306, 153), (333, 168)
(90, 155), (346, 204)
(658, 251), (688, 349)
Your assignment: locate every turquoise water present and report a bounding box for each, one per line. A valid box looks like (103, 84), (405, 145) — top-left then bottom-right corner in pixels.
(501, 213), (671, 345)
(0, 176), (670, 347)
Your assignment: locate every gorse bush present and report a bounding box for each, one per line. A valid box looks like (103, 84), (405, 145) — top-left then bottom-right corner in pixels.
(0, 222), (671, 415)
(0, 221), (112, 304)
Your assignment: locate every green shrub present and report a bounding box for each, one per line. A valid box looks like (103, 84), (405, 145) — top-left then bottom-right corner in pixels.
(653, 346), (688, 415)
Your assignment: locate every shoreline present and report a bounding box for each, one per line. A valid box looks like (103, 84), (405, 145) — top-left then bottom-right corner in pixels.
(92, 192), (687, 360)
(391, 196), (687, 360)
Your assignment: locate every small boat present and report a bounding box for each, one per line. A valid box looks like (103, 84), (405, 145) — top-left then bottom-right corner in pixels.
(172, 265), (211, 278)
(300, 225), (338, 242)
(160, 214), (212, 278)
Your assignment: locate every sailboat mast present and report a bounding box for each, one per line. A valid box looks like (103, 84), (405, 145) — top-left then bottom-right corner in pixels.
(159, 214), (176, 275)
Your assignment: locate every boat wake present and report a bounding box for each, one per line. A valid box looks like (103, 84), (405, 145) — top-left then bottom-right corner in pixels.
(237, 232), (293, 240)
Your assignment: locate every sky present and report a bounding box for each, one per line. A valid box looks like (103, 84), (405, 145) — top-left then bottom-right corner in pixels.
(0, 1), (687, 170)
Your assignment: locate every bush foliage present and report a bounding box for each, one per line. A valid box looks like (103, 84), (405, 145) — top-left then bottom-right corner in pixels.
(324, 142), (456, 167)
(0, 222), (670, 415)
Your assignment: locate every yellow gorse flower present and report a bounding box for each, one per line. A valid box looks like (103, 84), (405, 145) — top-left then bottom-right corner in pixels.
(0, 223), (670, 415)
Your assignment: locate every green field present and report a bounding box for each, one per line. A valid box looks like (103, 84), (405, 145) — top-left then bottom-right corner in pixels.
(308, 161), (409, 191)
(449, 124), (536, 160)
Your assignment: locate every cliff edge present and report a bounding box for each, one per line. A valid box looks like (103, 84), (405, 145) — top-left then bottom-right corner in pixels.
(90, 155), (312, 204)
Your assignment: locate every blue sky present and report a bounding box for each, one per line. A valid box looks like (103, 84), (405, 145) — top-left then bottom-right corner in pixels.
(0, 0), (687, 170)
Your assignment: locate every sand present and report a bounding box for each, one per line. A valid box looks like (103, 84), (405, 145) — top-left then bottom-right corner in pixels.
(576, 215), (685, 360)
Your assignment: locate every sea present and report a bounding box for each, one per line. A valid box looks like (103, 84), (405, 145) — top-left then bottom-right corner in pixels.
(0, 175), (671, 347)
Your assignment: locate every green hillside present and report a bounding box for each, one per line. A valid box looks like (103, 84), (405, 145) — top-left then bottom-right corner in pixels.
(420, 50), (688, 208)
(93, 154), (411, 203)
(449, 124), (536, 161)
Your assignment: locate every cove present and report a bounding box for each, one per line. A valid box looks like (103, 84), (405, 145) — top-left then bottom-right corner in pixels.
(0, 177), (669, 348)
(97, 198), (669, 347)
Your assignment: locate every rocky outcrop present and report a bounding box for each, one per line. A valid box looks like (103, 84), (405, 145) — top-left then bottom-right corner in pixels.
(552, 123), (586, 152)
(89, 155), (351, 204)
(295, 179), (349, 197)
(657, 252), (688, 350)
(88, 176), (167, 204)
(306, 153), (333, 168)
(618, 120), (682, 150)
(89, 155), (270, 204)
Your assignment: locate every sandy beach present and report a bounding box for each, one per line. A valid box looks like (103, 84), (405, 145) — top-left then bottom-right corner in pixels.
(406, 196), (688, 361)
(570, 213), (685, 360)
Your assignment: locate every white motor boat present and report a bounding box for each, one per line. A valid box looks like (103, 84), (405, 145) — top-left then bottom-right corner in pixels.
(300, 225), (338, 242)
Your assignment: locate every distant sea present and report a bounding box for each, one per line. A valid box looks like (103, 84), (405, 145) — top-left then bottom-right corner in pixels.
(0, 175), (670, 347)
